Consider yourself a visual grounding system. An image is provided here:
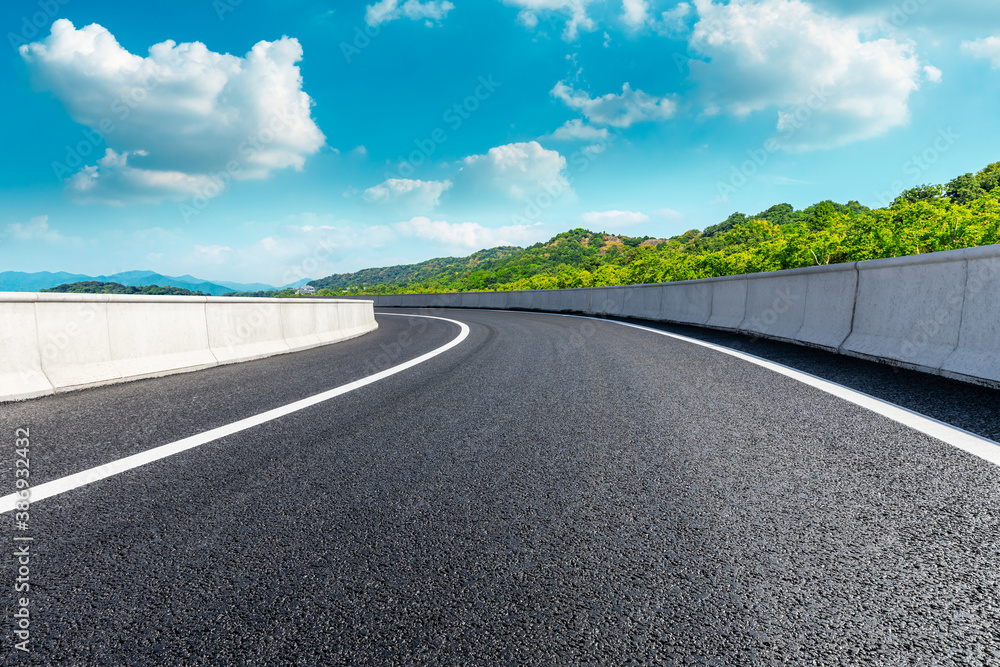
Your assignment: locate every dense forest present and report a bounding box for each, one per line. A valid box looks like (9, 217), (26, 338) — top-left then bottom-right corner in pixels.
(306, 162), (999, 296)
(42, 281), (209, 296)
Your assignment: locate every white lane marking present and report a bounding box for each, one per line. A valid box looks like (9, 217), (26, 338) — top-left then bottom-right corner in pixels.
(543, 312), (1000, 467)
(0, 314), (469, 514)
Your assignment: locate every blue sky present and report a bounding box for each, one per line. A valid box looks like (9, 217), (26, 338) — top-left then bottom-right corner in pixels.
(2, 0), (999, 286)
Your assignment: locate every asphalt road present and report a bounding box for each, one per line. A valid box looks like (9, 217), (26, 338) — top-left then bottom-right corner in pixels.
(2, 308), (1000, 665)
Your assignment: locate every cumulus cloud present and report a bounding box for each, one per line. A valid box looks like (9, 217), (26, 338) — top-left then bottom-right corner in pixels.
(923, 65), (942, 83)
(393, 217), (545, 249)
(581, 210), (650, 228)
(544, 118), (611, 141)
(461, 141), (571, 200)
(362, 178), (453, 208)
(622, 0), (650, 28)
(502, 0), (596, 40)
(551, 81), (676, 127)
(687, 0), (925, 151)
(20, 19), (325, 204)
(962, 36), (1000, 69)
(365, 0), (455, 27)
(3, 216), (75, 244)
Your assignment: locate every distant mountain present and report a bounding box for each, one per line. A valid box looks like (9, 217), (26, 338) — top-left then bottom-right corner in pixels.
(0, 271), (293, 296)
(214, 280), (280, 293)
(93, 271), (234, 295)
(278, 278), (313, 290)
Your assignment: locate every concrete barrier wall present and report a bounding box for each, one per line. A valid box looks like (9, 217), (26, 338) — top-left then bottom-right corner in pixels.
(108, 297), (219, 383)
(940, 246), (1000, 385)
(735, 263), (858, 351)
(627, 284), (665, 321)
(705, 277), (748, 331)
(660, 281), (713, 325)
(353, 244), (1000, 388)
(207, 301), (288, 364)
(739, 271), (808, 342)
(0, 294), (52, 400)
(795, 266), (858, 351)
(32, 295), (117, 393)
(0, 294), (377, 402)
(841, 253), (966, 371)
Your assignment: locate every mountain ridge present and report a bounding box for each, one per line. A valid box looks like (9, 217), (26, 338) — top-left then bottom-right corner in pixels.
(0, 271), (307, 296)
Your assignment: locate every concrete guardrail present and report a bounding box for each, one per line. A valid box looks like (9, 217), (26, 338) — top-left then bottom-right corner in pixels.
(0, 294), (376, 402)
(346, 244), (1000, 388)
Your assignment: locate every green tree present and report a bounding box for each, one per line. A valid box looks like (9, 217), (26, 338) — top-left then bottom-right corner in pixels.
(893, 184), (943, 206)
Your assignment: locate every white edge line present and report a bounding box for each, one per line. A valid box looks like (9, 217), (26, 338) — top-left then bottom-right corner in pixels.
(557, 312), (1000, 467)
(408, 307), (1000, 467)
(0, 314), (469, 514)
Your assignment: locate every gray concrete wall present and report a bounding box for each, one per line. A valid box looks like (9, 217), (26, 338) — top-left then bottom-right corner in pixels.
(0, 294), (377, 402)
(349, 244), (1000, 388)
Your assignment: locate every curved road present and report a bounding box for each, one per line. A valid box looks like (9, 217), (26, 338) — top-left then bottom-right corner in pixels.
(2, 309), (999, 664)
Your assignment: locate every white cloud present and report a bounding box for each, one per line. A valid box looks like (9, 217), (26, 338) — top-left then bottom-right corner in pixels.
(65, 149), (221, 205)
(551, 81), (676, 127)
(962, 36), (1000, 69)
(21, 19), (325, 204)
(393, 217), (545, 249)
(659, 2), (692, 37)
(923, 65), (942, 82)
(581, 210), (650, 228)
(461, 141), (571, 200)
(365, 0), (455, 27)
(3, 216), (73, 244)
(362, 178), (453, 208)
(544, 118), (610, 141)
(502, 0), (596, 40)
(622, 0), (650, 28)
(688, 0), (925, 151)
(518, 10), (540, 29)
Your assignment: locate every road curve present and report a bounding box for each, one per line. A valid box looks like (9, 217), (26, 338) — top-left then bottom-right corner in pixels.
(2, 309), (999, 664)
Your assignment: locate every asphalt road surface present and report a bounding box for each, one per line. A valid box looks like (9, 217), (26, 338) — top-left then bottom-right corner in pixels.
(2, 308), (999, 665)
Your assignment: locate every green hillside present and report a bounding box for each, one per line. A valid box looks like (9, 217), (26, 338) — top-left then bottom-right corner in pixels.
(311, 246), (525, 292)
(42, 281), (210, 296)
(308, 162), (1000, 296)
